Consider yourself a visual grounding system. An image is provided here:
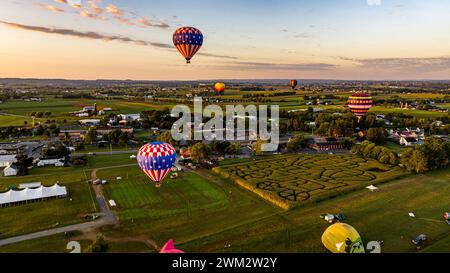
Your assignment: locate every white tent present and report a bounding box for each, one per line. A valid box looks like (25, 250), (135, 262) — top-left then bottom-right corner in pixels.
(0, 184), (67, 206)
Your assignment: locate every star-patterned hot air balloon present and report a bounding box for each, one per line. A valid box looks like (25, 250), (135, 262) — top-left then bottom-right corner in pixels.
(290, 80), (298, 90)
(137, 142), (177, 187)
(347, 93), (373, 123)
(214, 82), (225, 95)
(173, 27), (203, 64)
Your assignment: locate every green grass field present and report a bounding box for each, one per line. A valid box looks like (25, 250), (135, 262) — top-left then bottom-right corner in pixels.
(0, 171), (97, 239)
(181, 167), (450, 253)
(214, 154), (407, 209)
(369, 106), (448, 118)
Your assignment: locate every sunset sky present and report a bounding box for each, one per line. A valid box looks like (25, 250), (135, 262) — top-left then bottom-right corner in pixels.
(1, 0), (450, 80)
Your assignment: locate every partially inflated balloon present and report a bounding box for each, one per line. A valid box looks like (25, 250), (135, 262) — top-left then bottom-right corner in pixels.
(137, 142), (177, 187)
(321, 223), (365, 253)
(290, 80), (298, 90)
(347, 93), (373, 123)
(160, 240), (185, 253)
(214, 82), (225, 94)
(173, 27), (203, 64)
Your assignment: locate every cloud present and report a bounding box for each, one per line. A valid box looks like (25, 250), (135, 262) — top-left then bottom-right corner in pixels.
(366, 0), (382, 6)
(0, 20), (171, 49)
(231, 61), (337, 71)
(340, 56), (450, 72)
(138, 17), (170, 29)
(197, 52), (238, 60)
(54, 0), (68, 3)
(105, 4), (124, 16)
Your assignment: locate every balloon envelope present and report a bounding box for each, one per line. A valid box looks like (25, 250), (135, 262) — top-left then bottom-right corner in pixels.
(290, 80), (298, 90)
(173, 27), (203, 64)
(160, 240), (185, 254)
(137, 142), (177, 187)
(321, 223), (365, 253)
(347, 93), (373, 122)
(214, 82), (225, 94)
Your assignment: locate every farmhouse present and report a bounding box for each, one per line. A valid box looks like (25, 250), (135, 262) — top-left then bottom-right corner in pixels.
(399, 136), (419, 147)
(96, 127), (134, 136)
(309, 137), (345, 151)
(59, 130), (88, 140)
(0, 184), (68, 207)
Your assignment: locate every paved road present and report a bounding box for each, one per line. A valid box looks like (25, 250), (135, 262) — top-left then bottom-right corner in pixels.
(0, 169), (118, 247)
(72, 150), (138, 157)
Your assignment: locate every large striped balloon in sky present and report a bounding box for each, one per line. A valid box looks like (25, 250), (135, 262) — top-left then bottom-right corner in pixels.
(290, 80), (298, 90)
(347, 93), (373, 122)
(137, 142), (177, 187)
(173, 27), (203, 64)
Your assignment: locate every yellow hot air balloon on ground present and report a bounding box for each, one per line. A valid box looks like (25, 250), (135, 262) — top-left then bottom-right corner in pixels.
(321, 223), (365, 253)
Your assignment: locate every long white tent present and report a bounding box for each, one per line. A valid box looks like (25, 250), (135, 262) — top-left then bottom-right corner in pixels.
(0, 184), (67, 206)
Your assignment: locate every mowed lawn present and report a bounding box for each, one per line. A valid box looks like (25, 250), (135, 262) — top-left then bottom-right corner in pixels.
(181, 168), (450, 253)
(98, 167), (278, 249)
(0, 172), (97, 239)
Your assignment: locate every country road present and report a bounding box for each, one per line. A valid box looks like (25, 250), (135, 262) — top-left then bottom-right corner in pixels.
(0, 169), (118, 247)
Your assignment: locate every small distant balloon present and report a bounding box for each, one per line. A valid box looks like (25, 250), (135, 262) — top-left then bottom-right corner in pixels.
(321, 223), (365, 253)
(160, 240), (185, 253)
(290, 80), (298, 90)
(214, 82), (225, 94)
(137, 142), (177, 187)
(173, 27), (203, 64)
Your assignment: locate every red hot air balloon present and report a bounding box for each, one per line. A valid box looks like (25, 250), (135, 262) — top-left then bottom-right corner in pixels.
(137, 142), (177, 187)
(347, 93), (373, 123)
(173, 27), (203, 64)
(214, 82), (225, 95)
(290, 80), (298, 90)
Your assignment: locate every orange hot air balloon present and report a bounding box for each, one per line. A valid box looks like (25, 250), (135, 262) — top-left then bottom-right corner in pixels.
(290, 80), (298, 90)
(173, 27), (203, 64)
(214, 82), (225, 94)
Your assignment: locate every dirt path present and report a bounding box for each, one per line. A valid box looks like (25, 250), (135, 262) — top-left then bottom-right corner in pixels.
(0, 169), (118, 247)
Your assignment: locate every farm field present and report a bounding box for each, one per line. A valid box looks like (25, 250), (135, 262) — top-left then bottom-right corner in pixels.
(369, 106), (448, 118)
(2, 165), (448, 253)
(213, 154), (407, 209)
(97, 166), (278, 250)
(0, 171), (97, 239)
(181, 167), (450, 253)
(0, 98), (175, 126)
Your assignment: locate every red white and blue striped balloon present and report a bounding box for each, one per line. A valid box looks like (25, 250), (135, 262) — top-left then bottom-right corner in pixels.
(137, 142), (177, 187)
(173, 27), (203, 64)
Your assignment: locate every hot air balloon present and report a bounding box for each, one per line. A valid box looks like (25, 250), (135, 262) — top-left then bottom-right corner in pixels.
(347, 93), (373, 123)
(173, 27), (203, 64)
(137, 142), (177, 187)
(214, 82), (225, 95)
(321, 223), (365, 253)
(290, 80), (298, 90)
(160, 240), (185, 253)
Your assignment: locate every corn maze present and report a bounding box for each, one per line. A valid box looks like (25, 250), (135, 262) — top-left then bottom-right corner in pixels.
(214, 154), (405, 209)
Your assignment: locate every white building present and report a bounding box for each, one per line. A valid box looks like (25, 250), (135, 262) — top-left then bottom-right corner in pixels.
(0, 184), (68, 207)
(0, 154), (17, 168)
(3, 164), (18, 177)
(79, 119), (101, 126)
(119, 114), (141, 122)
(37, 158), (66, 167)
